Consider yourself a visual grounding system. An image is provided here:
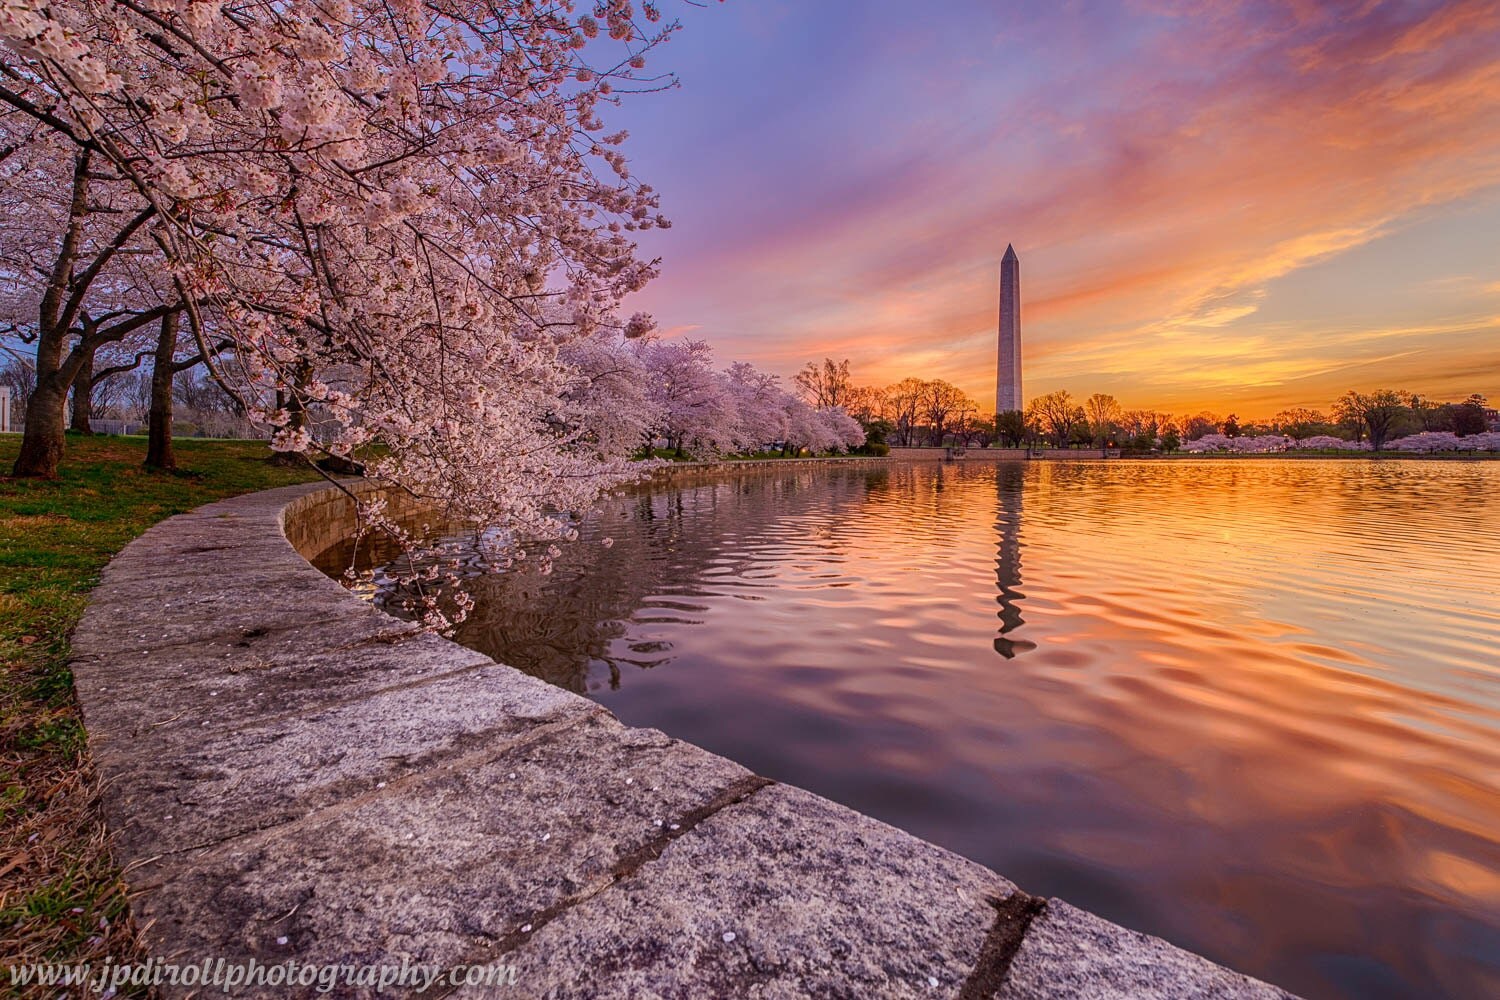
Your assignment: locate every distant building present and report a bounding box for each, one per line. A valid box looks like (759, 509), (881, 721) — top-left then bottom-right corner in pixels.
(996, 244), (1022, 414)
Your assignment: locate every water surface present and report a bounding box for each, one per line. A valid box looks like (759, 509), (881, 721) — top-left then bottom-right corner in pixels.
(352, 460), (1500, 999)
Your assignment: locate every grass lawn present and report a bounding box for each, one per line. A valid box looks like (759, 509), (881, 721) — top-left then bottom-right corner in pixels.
(0, 433), (317, 991)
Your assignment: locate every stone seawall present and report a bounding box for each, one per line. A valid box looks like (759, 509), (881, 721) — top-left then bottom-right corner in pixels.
(70, 480), (1295, 998)
(646, 449), (1119, 479)
(888, 447), (1121, 460)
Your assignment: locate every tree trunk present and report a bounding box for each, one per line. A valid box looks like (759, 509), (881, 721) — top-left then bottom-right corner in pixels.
(12, 319), (80, 478)
(12, 378), (69, 477)
(69, 341), (98, 434)
(145, 313), (178, 471)
(266, 367), (312, 466)
(12, 152), (90, 479)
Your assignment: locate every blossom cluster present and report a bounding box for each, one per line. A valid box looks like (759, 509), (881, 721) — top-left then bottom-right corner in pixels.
(0, 0), (696, 624)
(1178, 431), (1500, 454)
(1287, 435), (1372, 451)
(1180, 434), (1297, 454)
(632, 340), (864, 458)
(1387, 431), (1500, 453)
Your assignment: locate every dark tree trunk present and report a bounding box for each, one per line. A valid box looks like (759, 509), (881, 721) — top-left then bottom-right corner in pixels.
(145, 313), (178, 471)
(266, 370), (312, 466)
(13, 320), (83, 478)
(12, 378), (69, 477)
(12, 152), (90, 479)
(69, 341), (98, 434)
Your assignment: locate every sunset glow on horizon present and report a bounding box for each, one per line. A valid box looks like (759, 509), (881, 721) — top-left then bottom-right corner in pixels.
(619, 0), (1500, 417)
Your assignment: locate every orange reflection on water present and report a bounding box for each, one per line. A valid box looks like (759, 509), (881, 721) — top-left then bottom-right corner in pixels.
(361, 459), (1500, 1000)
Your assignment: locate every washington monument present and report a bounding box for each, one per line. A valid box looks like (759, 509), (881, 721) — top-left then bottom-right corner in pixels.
(996, 244), (1022, 414)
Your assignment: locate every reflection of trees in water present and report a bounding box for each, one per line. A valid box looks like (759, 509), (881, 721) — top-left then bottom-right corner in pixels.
(992, 463), (1033, 659)
(423, 468), (893, 694)
(333, 462), (1036, 678)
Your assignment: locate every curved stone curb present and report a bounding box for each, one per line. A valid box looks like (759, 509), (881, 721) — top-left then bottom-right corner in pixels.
(72, 482), (1299, 998)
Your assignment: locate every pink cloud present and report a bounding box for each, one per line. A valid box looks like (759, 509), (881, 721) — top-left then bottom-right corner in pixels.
(632, 0), (1500, 415)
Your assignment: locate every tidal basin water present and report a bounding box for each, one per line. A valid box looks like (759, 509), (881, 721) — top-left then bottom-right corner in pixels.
(348, 460), (1500, 999)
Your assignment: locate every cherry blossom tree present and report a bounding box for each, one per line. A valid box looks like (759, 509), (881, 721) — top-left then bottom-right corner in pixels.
(144, 311), (245, 470)
(636, 337), (737, 457)
(1290, 435), (1369, 451)
(1, 1), (696, 607)
(780, 397), (834, 455)
(557, 326), (657, 459)
(1386, 431), (1500, 453)
(1180, 433), (1292, 454)
(818, 406), (865, 451)
(69, 336), (152, 433)
(722, 361), (787, 451)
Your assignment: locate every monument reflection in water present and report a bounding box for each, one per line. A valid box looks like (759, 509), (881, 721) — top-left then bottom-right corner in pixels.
(350, 460), (1500, 1000)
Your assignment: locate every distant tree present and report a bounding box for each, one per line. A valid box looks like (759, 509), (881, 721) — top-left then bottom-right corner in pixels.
(175, 368), (239, 417)
(1120, 409), (1158, 440)
(70, 340), (151, 433)
(955, 413), (994, 448)
(1418, 405), (1457, 433)
(1222, 413), (1241, 438)
(860, 417), (894, 449)
(794, 358), (853, 410)
(920, 380), (974, 445)
(1, 352), (36, 410)
(1334, 390), (1411, 450)
(1181, 411), (1220, 440)
(1409, 395), (1448, 431)
(995, 410), (1027, 447)
(1272, 407), (1340, 440)
(1085, 393), (1121, 447)
(844, 385), (887, 426)
(1453, 394), (1489, 436)
(1028, 390), (1084, 448)
(122, 370), (153, 423)
(881, 378), (926, 446)
(1160, 427), (1181, 453)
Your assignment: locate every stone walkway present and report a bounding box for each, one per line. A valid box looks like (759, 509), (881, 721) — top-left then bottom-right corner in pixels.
(71, 482), (1298, 998)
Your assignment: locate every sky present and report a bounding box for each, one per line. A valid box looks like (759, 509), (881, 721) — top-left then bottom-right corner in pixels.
(611, 0), (1500, 418)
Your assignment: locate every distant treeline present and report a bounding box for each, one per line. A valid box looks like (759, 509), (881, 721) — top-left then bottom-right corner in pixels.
(794, 357), (1497, 453)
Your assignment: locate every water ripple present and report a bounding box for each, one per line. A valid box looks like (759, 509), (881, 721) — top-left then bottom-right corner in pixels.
(345, 459), (1500, 1000)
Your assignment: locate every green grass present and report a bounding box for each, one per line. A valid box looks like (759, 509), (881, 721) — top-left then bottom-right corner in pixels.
(0, 433), (317, 989)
